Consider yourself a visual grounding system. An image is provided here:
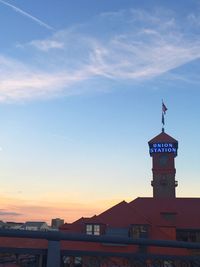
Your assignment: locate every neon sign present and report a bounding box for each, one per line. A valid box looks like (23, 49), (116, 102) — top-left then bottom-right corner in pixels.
(149, 143), (177, 155)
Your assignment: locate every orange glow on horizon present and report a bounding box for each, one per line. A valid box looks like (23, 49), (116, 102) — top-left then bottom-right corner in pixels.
(0, 194), (125, 224)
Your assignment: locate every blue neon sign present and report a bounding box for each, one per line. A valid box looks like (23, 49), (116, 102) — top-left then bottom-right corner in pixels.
(149, 143), (177, 154)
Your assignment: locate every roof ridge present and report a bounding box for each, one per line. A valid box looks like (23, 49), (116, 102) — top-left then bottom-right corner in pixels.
(95, 200), (127, 217)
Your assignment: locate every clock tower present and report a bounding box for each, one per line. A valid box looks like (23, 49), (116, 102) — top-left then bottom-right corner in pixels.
(148, 129), (178, 198)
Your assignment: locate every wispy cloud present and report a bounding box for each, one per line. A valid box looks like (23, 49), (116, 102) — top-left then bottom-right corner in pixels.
(30, 40), (64, 51)
(0, 55), (94, 101)
(1, 8), (200, 101)
(0, 0), (53, 30)
(0, 209), (22, 216)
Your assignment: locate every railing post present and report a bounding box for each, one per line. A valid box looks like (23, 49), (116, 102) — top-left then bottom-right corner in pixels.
(37, 254), (44, 267)
(47, 240), (60, 267)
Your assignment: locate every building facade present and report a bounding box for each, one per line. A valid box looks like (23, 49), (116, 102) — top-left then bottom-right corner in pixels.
(60, 130), (200, 262)
(51, 218), (64, 229)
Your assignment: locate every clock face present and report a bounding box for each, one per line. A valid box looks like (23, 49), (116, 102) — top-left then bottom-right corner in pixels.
(159, 154), (168, 166)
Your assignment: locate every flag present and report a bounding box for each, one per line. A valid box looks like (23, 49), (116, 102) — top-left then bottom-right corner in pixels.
(162, 102), (167, 114)
(162, 101), (167, 126)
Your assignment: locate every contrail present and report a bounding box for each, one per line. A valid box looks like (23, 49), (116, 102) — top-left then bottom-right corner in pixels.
(0, 0), (54, 30)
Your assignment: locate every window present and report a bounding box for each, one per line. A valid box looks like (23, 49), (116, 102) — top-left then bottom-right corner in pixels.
(161, 212), (176, 221)
(130, 225), (148, 239)
(177, 229), (200, 242)
(86, 224), (93, 235)
(93, 224), (100, 235)
(86, 224), (100, 235)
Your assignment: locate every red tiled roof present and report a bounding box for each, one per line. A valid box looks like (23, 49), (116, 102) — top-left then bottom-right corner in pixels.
(61, 200), (150, 231)
(87, 200), (149, 227)
(129, 197), (200, 229)
(61, 197), (200, 233)
(148, 132), (178, 144)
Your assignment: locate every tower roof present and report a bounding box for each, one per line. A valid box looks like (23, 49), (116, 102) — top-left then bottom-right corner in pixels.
(148, 131), (178, 144)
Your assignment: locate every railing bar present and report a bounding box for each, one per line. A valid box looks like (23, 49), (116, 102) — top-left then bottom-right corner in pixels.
(0, 229), (200, 249)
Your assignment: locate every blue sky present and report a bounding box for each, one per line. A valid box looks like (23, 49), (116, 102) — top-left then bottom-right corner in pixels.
(0, 0), (200, 223)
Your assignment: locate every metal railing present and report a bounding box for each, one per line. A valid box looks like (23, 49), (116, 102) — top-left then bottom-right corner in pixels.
(0, 229), (200, 266)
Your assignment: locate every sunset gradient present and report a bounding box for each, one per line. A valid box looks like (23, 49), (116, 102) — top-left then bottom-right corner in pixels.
(0, 0), (200, 224)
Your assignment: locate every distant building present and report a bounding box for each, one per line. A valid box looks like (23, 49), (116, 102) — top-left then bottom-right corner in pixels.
(6, 222), (24, 230)
(0, 221), (6, 229)
(51, 218), (64, 229)
(20, 221), (49, 231)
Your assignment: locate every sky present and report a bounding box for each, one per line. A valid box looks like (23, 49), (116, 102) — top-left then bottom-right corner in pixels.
(0, 0), (200, 224)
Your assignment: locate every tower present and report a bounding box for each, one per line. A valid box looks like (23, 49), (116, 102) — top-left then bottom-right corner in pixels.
(148, 130), (178, 198)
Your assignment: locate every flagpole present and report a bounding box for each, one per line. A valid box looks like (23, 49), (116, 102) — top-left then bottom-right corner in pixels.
(161, 100), (167, 133)
(161, 100), (164, 132)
